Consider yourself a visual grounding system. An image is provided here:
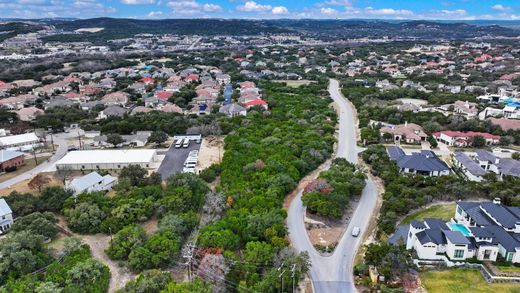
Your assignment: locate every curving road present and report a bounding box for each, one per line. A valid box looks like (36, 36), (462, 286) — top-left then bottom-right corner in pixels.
(287, 79), (379, 293)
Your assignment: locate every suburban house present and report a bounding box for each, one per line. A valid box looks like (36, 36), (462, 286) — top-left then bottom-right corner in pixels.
(453, 151), (487, 182)
(452, 100), (478, 117)
(219, 103), (247, 117)
(97, 106), (128, 120)
(433, 131), (500, 147)
(15, 106), (43, 122)
(0, 150), (25, 172)
(0, 199), (13, 234)
(380, 122), (428, 144)
(387, 146), (450, 177)
(101, 92), (130, 106)
(406, 199), (520, 264)
(0, 132), (42, 151)
(66, 171), (118, 195)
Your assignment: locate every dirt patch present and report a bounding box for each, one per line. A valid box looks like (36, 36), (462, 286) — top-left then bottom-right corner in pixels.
(0, 174), (62, 196)
(196, 136), (224, 172)
(305, 196), (360, 249)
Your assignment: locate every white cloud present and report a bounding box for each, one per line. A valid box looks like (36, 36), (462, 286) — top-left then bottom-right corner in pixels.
(120, 0), (154, 4)
(364, 7), (413, 16)
(320, 7), (338, 15)
(271, 6), (288, 15)
(167, 0), (199, 9)
(147, 10), (163, 17)
(491, 4), (511, 12)
(203, 3), (222, 12)
(237, 1), (272, 12)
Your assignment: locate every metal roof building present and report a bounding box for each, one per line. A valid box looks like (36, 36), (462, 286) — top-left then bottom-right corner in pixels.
(56, 149), (157, 170)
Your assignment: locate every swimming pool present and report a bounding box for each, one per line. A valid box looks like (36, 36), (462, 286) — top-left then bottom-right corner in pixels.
(449, 223), (472, 237)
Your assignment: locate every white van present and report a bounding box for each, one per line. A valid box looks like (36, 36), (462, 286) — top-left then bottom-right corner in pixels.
(351, 226), (361, 237)
(174, 139), (183, 148)
(182, 138), (190, 148)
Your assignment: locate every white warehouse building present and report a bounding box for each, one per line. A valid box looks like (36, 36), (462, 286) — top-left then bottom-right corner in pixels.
(56, 149), (157, 170)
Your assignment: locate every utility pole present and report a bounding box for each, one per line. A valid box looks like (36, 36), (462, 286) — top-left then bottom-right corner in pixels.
(278, 262), (285, 293)
(182, 242), (196, 282)
(32, 148), (38, 165)
(291, 264), (296, 293)
(77, 131), (82, 150)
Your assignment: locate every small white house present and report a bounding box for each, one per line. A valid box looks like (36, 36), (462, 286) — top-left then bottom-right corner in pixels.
(66, 171), (118, 195)
(0, 199), (13, 234)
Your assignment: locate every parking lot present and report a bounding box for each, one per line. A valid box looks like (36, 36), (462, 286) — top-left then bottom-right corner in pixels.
(157, 142), (201, 180)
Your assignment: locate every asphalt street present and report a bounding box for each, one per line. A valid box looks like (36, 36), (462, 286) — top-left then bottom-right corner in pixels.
(287, 79), (380, 293)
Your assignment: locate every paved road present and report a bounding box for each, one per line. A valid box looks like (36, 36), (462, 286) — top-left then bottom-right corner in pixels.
(157, 142), (201, 179)
(287, 79), (380, 293)
(0, 131), (80, 189)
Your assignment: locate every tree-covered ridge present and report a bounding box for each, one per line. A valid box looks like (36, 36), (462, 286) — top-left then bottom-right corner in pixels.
(302, 158), (366, 219)
(197, 80), (336, 290)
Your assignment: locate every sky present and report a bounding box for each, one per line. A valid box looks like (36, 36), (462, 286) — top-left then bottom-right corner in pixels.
(1, 0), (520, 20)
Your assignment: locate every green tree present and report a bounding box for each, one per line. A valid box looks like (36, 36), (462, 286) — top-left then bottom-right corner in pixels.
(118, 269), (172, 293)
(107, 133), (124, 148)
(106, 224), (147, 260)
(63, 202), (106, 234)
(161, 278), (211, 293)
(148, 131), (168, 147)
(470, 135), (486, 147)
(11, 212), (59, 239)
(119, 165), (148, 187)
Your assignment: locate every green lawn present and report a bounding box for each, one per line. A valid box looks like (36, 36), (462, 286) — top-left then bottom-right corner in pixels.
(421, 269), (520, 293)
(401, 203), (456, 225)
(497, 266), (520, 272)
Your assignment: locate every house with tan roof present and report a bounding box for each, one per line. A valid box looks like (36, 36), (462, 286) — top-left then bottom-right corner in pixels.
(101, 92), (130, 106)
(380, 122), (427, 144)
(16, 107), (43, 121)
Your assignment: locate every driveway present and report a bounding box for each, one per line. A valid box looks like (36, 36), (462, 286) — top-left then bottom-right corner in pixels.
(157, 142), (201, 179)
(0, 131), (81, 189)
(287, 79), (380, 293)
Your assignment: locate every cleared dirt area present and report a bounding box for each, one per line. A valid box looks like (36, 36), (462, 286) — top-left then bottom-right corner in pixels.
(0, 174), (62, 196)
(273, 80), (316, 88)
(196, 136), (224, 172)
(306, 196), (360, 249)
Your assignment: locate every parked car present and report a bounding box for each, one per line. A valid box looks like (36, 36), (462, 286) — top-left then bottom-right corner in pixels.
(352, 226), (360, 237)
(182, 138), (190, 148)
(174, 139), (183, 148)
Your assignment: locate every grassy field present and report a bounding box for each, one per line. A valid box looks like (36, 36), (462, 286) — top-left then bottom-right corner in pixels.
(497, 266), (520, 272)
(273, 80), (315, 88)
(420, 269), (520, 293)
(401, 203), (456, 225)
(0, 155), (51, 183)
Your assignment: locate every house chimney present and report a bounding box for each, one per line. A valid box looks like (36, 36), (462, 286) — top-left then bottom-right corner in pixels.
(493, 197), (501, 205)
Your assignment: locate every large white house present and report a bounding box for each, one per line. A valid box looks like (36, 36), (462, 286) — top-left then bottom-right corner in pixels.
(66, 171), (118, 195)
(56, 149), (157, 170)
(406, 199), (520, 264)
(0, 199), (13, 234)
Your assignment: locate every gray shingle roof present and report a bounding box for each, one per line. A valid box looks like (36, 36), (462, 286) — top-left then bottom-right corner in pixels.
(387, 146), (405, 160)
(486, 225), (520, 252)
(458, 202), (494, 226)
(416, 228), (446, 245)
(444, 230), (471, 245)
(475, 149), (497, 163)
(424, 218), (449, 230)
(480, 202), (520, 229)
(454, 151), (487, 176)
(411, 220), (426, 229)
(395, 152), (449, 172)
(497, 159), (520, 177)
(469, 226), (494, 238)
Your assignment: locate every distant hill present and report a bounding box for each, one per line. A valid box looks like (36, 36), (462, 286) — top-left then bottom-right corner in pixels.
(0, 22), (47, 42)
(2, 18), (519, 43)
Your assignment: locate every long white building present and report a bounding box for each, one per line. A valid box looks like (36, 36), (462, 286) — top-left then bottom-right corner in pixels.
(56, 149), (157, 170)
